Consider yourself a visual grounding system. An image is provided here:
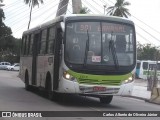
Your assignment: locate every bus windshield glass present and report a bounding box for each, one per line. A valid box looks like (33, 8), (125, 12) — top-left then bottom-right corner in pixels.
(65, 22), (135, 67)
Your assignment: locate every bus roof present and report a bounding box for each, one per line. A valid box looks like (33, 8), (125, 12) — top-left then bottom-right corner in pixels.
(64, 14), (134, 24)
(23, 14), (134, 35)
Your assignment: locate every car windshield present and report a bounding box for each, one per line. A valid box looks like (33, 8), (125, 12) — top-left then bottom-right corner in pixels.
(65, 22), (135, 67)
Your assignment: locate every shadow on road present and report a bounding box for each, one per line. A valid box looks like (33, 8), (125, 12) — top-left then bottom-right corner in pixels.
(28, 88), (123, 110)
(56, 94), (122, 110)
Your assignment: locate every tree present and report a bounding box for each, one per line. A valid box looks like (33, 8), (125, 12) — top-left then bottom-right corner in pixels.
(0, 9), (12, 46)
(0, 8), (5, 24)
(107, 0), (131, 18)
(0, 8), (21, 63)
(137, 43), (160, 61)
(24, 0), (44, 29)
(79, 7), (90, 14)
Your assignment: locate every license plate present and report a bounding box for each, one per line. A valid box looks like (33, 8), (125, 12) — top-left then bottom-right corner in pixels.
(93, 86), (106, 92)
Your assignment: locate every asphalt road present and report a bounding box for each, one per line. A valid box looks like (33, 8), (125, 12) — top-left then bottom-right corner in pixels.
(0, 70), (160, 120)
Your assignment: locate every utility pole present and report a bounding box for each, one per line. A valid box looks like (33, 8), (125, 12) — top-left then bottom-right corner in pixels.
(72, 0), (82, 14)
(56, 0), (69, 17)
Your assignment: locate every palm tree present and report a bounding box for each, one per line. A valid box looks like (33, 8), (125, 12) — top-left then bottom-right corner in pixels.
(107, 0), (131, 18)
(79, 7), (90, 14)
(24, 0), (44, 29)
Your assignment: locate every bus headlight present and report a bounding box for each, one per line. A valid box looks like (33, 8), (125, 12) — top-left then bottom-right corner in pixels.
(63, 71), (76, 81)
(123, 76), (134, 84)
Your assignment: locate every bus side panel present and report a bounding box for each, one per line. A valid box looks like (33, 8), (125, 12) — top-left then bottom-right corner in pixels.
(36, 55), (54, 88)
(36, 56), (45, 87)
(20, 56), (32, 85)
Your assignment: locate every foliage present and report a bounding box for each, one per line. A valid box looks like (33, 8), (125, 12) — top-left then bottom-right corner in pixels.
(137, 43), (160, 61)
(0, 9), (12, 50)
(107, 0), (131, 18)
(0, 37), (21, 64)
(24, 0), (43, 7)
(79, 7), (90, 14)
(0, 8), (5, 24)
(0, 8), (21, 63)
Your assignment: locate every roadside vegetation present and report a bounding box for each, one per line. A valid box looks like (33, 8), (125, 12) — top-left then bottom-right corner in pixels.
(0, 2), (21, 64)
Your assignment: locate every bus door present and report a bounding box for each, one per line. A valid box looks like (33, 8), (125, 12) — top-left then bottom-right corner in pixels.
(53, 27), (62, 90)
(136, 61), (140, 78)
(32, 33), (39, 85)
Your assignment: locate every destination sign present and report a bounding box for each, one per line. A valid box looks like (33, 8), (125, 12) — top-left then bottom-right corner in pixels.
(75, 22), (126, 33)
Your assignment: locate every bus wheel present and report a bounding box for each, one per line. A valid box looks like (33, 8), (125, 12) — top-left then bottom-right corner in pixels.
(45, 74), (56, 101)
(46, 82), (58, 101)
(47, 82), (53, 100)
(99, 95), (113, 104)
(25, 71), (30, 91)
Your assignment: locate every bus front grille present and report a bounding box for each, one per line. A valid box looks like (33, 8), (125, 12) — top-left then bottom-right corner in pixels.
(78, 79), (121, 85)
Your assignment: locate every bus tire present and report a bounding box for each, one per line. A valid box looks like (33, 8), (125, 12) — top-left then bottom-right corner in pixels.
(46, 84), (58, 101)
(45, 73), (58, 101)
(25, 71), (30, 91)
(99, 95), (113, 104)
(47, 84), (53, 100)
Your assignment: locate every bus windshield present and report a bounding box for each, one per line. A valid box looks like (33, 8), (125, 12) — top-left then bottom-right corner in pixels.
(65, 21), (135, 67)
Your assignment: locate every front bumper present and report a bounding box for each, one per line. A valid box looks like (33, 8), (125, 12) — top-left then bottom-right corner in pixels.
(57, 77), (133, 96)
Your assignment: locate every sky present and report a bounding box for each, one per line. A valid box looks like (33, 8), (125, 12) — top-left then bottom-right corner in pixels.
(1, 0), (160, 46)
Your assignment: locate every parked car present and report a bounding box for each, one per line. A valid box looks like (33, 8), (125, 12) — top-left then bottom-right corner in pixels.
(7, 63), (20, 71)
(0, 62), (11, 70)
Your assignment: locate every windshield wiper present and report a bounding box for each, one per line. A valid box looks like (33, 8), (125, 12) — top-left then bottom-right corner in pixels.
(83, 30), (90, 67)
(109, 33), (119, 69)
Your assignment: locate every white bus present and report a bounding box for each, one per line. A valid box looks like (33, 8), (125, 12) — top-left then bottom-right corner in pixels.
(136, 60), (160, 80)
(19, 15), (136, 104)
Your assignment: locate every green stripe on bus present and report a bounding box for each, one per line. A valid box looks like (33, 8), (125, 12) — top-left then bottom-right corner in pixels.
(68, 70), (132, 85)
(143, 70), (160, 76)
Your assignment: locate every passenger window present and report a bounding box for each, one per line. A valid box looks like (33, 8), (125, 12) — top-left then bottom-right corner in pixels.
(27, 35), (31, 55)
(29, 34), (34, 55)
(47, 27), (55, 54)
(25, 36), (29, 55)
(40, 29), (47, 54)
(23, 36), (27, 55)
(21, 37), (24, 55)
(143, 62), (148, 70)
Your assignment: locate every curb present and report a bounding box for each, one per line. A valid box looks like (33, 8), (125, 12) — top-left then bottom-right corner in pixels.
(124, 95), (160, 105)
(145, 99), (160, 105)
(122, 95), (149, 101)
(149, 87), (160, 105)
